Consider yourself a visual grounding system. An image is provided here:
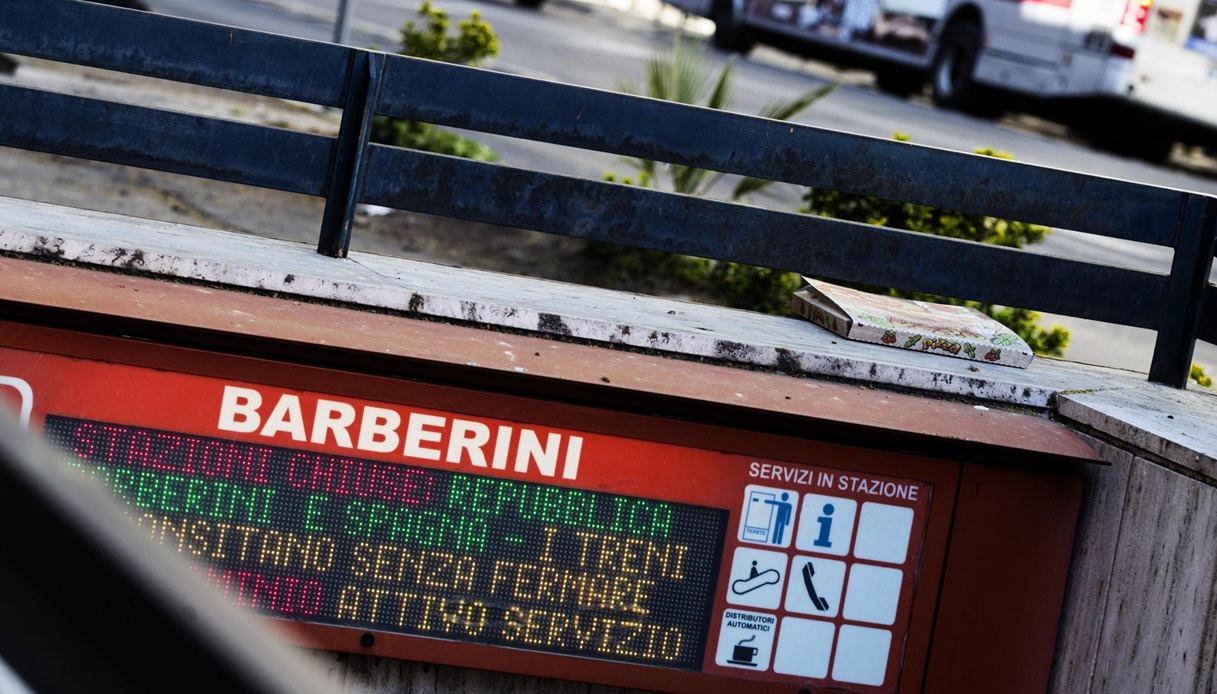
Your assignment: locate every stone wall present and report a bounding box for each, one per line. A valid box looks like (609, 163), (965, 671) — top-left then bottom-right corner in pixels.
(1050, 434), (1217, 693)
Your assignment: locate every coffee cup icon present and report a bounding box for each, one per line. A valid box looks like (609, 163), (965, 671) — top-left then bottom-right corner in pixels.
(728, 635), (759, 666)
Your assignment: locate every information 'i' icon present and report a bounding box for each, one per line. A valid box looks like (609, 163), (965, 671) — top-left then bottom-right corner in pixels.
(813, 503), (835, 548)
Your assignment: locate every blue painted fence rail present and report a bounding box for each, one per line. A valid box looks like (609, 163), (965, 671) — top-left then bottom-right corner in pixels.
(0, 0), (1213, 387)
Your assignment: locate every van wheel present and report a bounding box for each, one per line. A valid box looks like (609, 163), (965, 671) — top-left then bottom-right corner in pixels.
(515, 0), (546, 8)
(931, 19), (982, 110)
(874, 68), (925, 97)
(712, 0), (754, 53)
(1084, 127), (1175, 162)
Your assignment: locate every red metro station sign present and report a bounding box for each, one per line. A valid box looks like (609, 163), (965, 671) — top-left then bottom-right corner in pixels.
(0, 330), (959, 693)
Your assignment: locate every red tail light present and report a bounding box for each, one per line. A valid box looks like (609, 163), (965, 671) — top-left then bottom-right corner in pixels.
(1120, 0), (1152, 33)
(1111, 0), (1151, 56)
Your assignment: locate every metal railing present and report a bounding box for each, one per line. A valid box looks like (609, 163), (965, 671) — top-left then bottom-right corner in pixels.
(1, 0), (1213, 387)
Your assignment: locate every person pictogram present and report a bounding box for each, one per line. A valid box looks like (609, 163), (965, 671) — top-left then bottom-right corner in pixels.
(764, 492), (793, 545)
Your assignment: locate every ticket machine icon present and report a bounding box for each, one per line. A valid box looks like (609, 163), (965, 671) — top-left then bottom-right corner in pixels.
(741, 486), (796, 547)
(0, 376), (33, 428)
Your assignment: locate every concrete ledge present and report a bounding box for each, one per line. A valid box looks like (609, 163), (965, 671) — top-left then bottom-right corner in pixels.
(1058, 387), (1217, 479)
(1, 195), (1214, 471)
(0, 196), (1137, 405)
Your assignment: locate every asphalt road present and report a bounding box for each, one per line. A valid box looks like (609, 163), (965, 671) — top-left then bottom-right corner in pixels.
(148, 0), (1217, 187)
(146, 0), (1217, 373)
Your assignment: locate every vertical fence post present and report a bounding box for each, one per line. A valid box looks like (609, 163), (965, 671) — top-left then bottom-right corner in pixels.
(333, 0), (356, 45)
(318, 50), (384, 258)
(1149, 193), (1217, 387)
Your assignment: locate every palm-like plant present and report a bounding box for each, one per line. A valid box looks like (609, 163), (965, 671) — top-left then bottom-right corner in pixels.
(589, 40), (835, 310)
(610, 38), (836, 201)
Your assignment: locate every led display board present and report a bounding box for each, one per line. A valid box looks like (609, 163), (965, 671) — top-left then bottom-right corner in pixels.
(1, 339), (946, 693)
(43, 415), (725, 669)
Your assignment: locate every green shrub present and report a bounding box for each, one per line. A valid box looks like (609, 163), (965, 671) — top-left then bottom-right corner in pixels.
(596, 85), (1071, 358)
(589, 39), (834, 304)
(399, 0), (498, 64)
(704, 264), (804, 315)
(370, 1), (499, 161)
(608, 37), (834, 199)
(370, 118), (498, 161)
(1192, 363), (1213, 388)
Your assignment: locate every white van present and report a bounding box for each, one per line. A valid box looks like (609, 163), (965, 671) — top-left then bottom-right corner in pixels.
(667, 0), (1217, 158)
